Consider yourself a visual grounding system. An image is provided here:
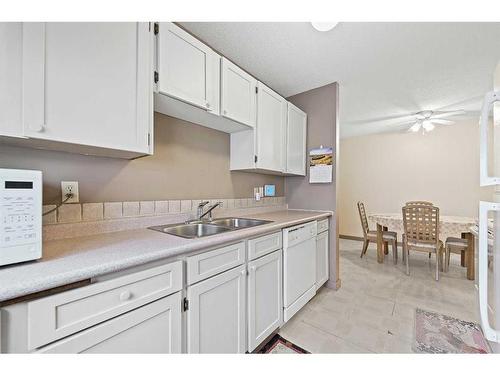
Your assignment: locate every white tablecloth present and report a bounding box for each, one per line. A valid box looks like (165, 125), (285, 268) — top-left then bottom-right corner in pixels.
(368, 213), (476, 241)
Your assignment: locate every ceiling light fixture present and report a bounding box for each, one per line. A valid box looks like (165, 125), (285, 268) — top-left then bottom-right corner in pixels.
(311, 22), (339, 32)
(404, 109), (465, 135)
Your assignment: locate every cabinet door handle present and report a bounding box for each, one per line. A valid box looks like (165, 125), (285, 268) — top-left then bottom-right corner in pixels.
(119, 291), (132, 301)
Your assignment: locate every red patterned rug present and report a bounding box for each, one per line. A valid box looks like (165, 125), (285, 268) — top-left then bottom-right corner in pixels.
(257, 334), (310, 354)
(414, 308), (490, 353)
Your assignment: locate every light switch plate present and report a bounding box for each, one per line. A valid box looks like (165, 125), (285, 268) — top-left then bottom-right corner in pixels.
(264, 185), (276, 197)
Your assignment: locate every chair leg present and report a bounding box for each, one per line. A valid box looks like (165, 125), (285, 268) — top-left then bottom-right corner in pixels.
(435, 250), (440, 281)
(405, 246), (410, 276)
(392, 239), (398, 265)
(360, 239), (369, 258)
(444, 246), (450, 273)
(439, 248), (444, 273)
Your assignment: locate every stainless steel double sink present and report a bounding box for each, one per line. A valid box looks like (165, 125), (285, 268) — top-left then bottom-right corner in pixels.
(149, 217), (272, 239)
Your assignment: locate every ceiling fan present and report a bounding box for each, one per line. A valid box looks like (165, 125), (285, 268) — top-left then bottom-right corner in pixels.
(402, 110), (466, 134)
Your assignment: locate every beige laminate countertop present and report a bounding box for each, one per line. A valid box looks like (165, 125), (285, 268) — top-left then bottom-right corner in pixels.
(0, 209), (332, 302)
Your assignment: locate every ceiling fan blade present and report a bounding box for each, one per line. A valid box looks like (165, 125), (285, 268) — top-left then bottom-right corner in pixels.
(430, 119), (454, 125)
(346, 113), (417, 126)
(431, 110), (466, 119)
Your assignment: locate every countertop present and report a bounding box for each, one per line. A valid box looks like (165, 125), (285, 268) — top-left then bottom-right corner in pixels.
(0, 209), (332, 302)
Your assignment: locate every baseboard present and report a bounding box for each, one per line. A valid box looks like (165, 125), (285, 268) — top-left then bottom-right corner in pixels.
(339, 234), (363, 241)
(326, 278), (341, 290)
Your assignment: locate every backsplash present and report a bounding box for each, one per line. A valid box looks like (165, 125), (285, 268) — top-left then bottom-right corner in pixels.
(43, 196), (285, 225)
(42, 196), (286, 241)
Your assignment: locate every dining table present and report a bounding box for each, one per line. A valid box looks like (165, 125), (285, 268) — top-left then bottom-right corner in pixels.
(368, 213), (477, 280)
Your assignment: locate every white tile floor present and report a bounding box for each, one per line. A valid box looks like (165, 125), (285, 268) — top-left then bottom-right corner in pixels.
(278, 239), (479, 353)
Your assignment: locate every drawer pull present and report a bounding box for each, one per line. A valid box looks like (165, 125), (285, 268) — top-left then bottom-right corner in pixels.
(119, 291), (132, 301)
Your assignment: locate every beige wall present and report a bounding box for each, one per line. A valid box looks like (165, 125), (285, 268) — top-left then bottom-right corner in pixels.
(339, 119), (490, 237)
(0, 112), (284, 204)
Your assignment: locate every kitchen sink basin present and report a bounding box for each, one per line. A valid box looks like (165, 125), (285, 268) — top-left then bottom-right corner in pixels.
(149, 223), (232, 239)
(149, 217), (272, 239)
(209, 217), (272, 229)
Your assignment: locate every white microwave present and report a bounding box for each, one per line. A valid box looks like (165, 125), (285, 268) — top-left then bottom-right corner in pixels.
(0, 169), (42, 266)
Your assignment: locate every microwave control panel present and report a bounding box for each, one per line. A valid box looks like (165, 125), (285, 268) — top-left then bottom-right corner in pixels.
(0, 169), (42, 265)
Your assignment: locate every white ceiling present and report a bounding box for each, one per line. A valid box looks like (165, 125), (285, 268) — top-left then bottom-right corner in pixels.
(180, 22), (500, 138)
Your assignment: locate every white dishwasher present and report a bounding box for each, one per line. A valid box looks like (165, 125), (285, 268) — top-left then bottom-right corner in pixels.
(283, 221), (318, 322)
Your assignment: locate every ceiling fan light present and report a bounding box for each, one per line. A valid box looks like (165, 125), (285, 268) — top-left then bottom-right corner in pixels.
(311, 22), (339, 32)
(422, 121), (435, 131)
(409, 123), (421, 132)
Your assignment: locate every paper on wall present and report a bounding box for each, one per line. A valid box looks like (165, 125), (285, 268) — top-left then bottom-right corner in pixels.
(309, 147), (333, 183)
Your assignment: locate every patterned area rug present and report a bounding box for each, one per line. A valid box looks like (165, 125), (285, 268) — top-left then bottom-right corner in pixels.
(414, 308), (490, 353)
(257, 334), (310, 354)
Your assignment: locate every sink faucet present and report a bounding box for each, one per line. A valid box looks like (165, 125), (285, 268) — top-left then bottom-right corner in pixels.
(198, 201), (223, 221)
(196, 201), (210, 219)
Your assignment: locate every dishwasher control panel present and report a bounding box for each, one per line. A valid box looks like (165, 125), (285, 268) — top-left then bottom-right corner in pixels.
(283, 220), (318, 247)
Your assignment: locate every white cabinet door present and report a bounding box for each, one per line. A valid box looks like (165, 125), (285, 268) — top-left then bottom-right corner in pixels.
(157, 22), (220, 114)
(221, 57), (257, 128)
(38, 293), (182, 353)
(187, 265), (246, 353)
(256, 82), (287, 172)
(22, 22), (153, 154)
(316, 231), (329, 290)
(247, 250), (282, 352)
(286, 102), (307, 175)
(0, 23), (23, 138)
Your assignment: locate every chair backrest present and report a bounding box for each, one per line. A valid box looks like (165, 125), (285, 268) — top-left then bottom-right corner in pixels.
(405, 201), (434, 207)
(402, 204), (440, 244)
(357, 201), (370, 236)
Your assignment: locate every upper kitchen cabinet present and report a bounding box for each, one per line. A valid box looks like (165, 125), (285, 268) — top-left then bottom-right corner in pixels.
(0, 23), (23, 139)
(21, 22), (153, 159)
(286, 103), (307, 175)
(230, 82), (287, 174)
(221, 57), (257, 128)
(154, 23), (252, 133)
(255, 82), (287, 172)
(156, 22), (219, 113)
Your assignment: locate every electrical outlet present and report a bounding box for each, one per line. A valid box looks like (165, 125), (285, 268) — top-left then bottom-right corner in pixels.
(61, 181), (79, 203)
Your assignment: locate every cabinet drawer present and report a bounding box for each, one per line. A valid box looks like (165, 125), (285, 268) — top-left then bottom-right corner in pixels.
(317, 219), (329, 234)
(247, 232), (282, 261)
(187, 241), (245, 285)
(37, 293), (182, 354)
(27, 260), (182, 350)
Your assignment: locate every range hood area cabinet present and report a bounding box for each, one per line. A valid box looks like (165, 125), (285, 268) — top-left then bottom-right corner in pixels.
(0, 22), (154, 159)
(154, 23), (254, 133)
(230, 89), (307, 176)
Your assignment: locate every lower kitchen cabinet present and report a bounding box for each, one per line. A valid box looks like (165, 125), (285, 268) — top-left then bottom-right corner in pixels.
(186, 264), (247, 353)
(247, 249), (282, 352)
(37, 293), (182, 353)
(316, 230), (329, 289)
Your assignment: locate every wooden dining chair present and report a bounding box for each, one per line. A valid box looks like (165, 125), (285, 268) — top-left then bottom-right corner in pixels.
(357, 201), (398, 264)
(443, 237), (468, 272)
(402, 204), (444, 281)
(405, 201), (435, 261)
